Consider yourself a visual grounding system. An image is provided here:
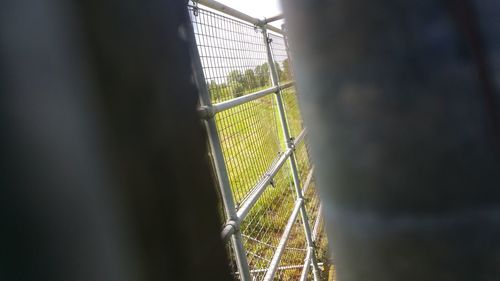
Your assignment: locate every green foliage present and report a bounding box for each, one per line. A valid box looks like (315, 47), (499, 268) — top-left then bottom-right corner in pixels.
(254, 63), (270, 87)
(208, 63), (275, 100)
(227, 70), (246, 97)
(212, 84), (327, 279)
(243, 69), (257, 90)
(208, 80), (227, 102)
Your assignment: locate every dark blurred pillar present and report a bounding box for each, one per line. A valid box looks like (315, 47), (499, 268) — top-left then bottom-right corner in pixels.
(0, 0), (230, 280)
(282, 0), (500, 280)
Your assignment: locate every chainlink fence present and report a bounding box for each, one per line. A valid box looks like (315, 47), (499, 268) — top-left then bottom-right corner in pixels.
(187, 1), (330, 280)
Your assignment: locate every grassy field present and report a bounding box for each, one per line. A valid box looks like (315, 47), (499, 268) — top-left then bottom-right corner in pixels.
(212, 87), (328, 280)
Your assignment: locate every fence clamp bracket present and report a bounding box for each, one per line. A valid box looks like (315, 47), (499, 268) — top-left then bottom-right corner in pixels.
(265, 172), (276, 188)
(221, 219), (241, 241)
(191, 0), (199, 16)
(288, 137), (296, 151)
(225, 219), (240, 232)
(198, 105), (215, 119)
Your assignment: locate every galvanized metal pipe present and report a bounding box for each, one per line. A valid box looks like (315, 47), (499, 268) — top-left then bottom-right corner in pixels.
(299, 248), (313, 281)
(236, 144), (293, 220)
(235, 127), (307, 222)
(252, 263), (307, 273)
(263, 26), (321, 281)
(197, 58), (252, 281)
(238, 262), (325, 275)
(211, 86), (278, 115)
(300, 213), (325, 281)
(300, 207), (323, 281)
(186, 12), (251, 281)
(196, 0), (284, 34)
(298, 168), (320, 281)
(293, 127), (307, 146)
(300, 204), (324, 281)
(262, 14), (284, 24)
(221, 132), (309, 242)
(198, 81), (295, 119)
(220, 219), (238, 242)
(290, 162), (321, 281)
(263, 198), (304, 281)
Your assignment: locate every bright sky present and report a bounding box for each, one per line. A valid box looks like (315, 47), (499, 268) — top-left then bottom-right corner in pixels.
(216, 0), (284, 27)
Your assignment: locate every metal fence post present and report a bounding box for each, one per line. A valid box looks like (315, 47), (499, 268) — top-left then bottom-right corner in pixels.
(262, 26), (321, 281)
(185, 13), (252, 281)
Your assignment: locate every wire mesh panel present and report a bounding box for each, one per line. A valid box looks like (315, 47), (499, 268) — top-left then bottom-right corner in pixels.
(304, 180), (321, 236)
(216, 98), (282, 206)
(241, 165), (297, 280)
(275, 219), (308, 280)
(294, 141), (313, 186)
(302, 218), (331, 280)
(189, 5), (284, 206)
(189, 5), (272, 103)
(188, 2), (329, 280)
(304, 179), (327, 264)
(282, 86), (305, 141)
(314, 221), (329, 269)
(302, 181), (328, 280)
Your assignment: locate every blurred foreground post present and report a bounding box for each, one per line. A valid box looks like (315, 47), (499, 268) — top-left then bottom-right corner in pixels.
(1, 0), (230, 280)
(282, 0), (500, 280)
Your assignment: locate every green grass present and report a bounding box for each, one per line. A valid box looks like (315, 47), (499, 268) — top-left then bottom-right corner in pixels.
(282, 87), (304, 140)
(215, 95), (280, 206)
(211, 87), (328, 280)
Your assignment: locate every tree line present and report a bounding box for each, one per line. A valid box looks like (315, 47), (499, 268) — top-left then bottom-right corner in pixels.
(208, 59), (292, 101)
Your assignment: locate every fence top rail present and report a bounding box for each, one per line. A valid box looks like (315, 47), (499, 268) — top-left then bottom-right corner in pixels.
(194, 0), (284, 35)
(262, 14), (284, 25)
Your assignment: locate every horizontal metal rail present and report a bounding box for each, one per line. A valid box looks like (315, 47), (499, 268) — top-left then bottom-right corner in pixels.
(253, 263), (305, 273)
(263, 198), (304, 281)
(236, 262), (325, 275)
(220, 128), (307, 241)
(221, 148), (290, 241)
(235, 148), (292, 222)
(199, 81), (295, 119)
(236, 127), (305, 221)
(221, 205), (318, 245)
(196, 0), (284, 34)
(293, 127), (306, 147)
(262, 14), (284, 24)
